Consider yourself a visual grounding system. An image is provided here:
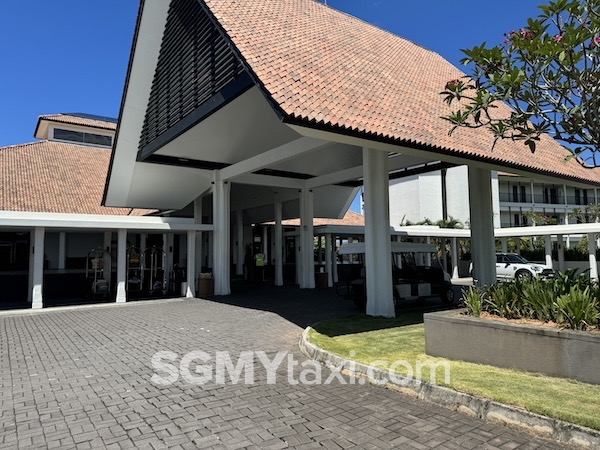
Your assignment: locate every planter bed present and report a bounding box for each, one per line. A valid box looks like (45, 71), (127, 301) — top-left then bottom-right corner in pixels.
(424, 309), (600, 385)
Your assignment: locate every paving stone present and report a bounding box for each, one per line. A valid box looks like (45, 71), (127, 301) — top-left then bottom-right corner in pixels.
(0, 289), (571, 449)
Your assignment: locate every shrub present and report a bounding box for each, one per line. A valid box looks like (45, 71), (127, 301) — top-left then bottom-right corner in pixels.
(519, 278), (556, 322)
(461, 286), (483, 317)
(486, 282), (521, 319)
(459, 268), (600, 331)
(555, 286), (600, 331)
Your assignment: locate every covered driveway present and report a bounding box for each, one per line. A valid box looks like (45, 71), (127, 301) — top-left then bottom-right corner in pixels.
(104, 0), (600, 317)
(0, 296), (566, 448)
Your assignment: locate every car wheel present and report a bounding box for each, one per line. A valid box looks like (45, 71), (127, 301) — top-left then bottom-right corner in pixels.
(442, 286), (455, 304)
(515, 270), (533, 280)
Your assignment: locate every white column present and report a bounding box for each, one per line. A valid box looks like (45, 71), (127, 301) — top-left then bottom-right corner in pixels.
(274, 202), (283, 286)
(30, 227), (45, 309)
(363, 147), (394, 317)
(500, 237), (508, 253)
(468, 167), (497, 287)
(557, 234), (565, 273)
(116, 229), (127, 303)
(213, 172), (231, 295)
(588, 233), (598, 281)
(325, 233), (333, 287)
(58, 232), (66, 270)
(332, 235), (339, 283)
(186, 230), (196, 297)
(299, 188), (315, 289)
(236, 210), (244, 276)
(515, 237), (521, 255)
(544, 235), (553, 269)
(451, 237), (459, 280)
(564, 214), (571, 248)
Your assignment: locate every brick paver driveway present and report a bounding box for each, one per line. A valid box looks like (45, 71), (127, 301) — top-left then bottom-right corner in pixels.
(0, 287), (567, 449)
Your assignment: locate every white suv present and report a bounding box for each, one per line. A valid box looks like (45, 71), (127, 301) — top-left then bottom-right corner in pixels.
(495, 253), (555, 281)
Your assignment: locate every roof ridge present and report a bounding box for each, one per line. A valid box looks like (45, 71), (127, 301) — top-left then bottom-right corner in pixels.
(0, 140), (45, 151)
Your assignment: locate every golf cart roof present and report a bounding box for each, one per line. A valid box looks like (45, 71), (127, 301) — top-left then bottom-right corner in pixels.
(338, 242), (437, 255)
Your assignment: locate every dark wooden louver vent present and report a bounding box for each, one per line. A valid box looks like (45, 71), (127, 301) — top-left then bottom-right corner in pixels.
(139, 0), (246, 150)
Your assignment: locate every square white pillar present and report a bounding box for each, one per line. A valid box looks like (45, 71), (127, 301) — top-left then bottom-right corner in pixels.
(500, 237), (508, 253)
(186, 230), (196, 297)
(451, 237), (459, 280)
(363, 147), (394, 317)
(116, 229), (127, 303)
(588, 233), (598, 281)
(468, 167), (497, 287)
(274, 202), (283, 286)
(30, 227), (45, 309)
(213, 172), (231, 295)
(299, 188), (315, 289)
(544, 235), (553, 269)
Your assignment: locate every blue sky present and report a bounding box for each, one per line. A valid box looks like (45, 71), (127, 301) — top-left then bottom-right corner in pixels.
(0, 0), (544, 211)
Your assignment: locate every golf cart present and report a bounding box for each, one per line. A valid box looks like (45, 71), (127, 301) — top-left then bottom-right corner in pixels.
(337, 241), (454, 310)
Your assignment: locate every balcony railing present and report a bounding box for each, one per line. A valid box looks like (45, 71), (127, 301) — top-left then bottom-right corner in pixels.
(566, 196), (590, 206)
(498, 193), (532, 203)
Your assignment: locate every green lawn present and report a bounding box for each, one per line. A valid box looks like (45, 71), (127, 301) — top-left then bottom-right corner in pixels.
(308, 313), (600, 431)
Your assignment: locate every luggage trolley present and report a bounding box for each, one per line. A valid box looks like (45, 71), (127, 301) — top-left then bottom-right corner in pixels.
(142, 246), (167, 295)
(86, 248), (111, 298)
(126, 246), (143, 293)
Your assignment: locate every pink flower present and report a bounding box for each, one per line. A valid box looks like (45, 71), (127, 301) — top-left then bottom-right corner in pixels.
(592, 36), (600, 47)
(554, 34), (563, 42)
(520, 28), (533, 39)
(445, 80), (459, 90)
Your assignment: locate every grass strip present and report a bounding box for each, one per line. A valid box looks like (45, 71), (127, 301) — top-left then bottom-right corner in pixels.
(308, 313), (600, 430)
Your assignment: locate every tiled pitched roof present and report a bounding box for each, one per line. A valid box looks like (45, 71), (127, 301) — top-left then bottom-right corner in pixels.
(203, 0), (600, 185)
(267, 210), (365, 227)
(0, 141), (153, 215)
(38, 114), (117, 131)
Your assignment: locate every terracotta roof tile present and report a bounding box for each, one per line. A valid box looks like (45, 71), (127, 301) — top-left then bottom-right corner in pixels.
(269, 210), (365, 227)
(204, 0), (600, 186)
(0, 141), (153, 216)
(38, 114), (117, 131)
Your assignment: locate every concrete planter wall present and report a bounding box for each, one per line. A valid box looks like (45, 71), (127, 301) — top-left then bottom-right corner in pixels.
(424, 309), (600, 385)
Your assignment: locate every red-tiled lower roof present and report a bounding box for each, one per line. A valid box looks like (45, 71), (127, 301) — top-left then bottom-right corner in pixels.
(0, 141), (153, 216)
(265, 210), (365, 227)
(204, 0), (600, 186)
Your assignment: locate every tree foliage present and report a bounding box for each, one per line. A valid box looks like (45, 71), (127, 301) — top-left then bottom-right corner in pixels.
(441, 0), (600, 166)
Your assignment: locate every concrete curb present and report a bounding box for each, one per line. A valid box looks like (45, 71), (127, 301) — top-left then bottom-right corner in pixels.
(299, 327), (600, 449)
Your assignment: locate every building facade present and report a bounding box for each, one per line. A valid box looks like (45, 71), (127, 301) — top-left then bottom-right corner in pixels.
(388, 166), (598, 231)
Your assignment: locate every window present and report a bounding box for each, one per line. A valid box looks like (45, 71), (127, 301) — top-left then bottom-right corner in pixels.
(512, 186), (518, 202)
(53, 128), (112, 147)
(520, 186), (526, 202)
(575, 189), (581, 205)
(514, 214), (520, 226)
(583, 189), (589, 205)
